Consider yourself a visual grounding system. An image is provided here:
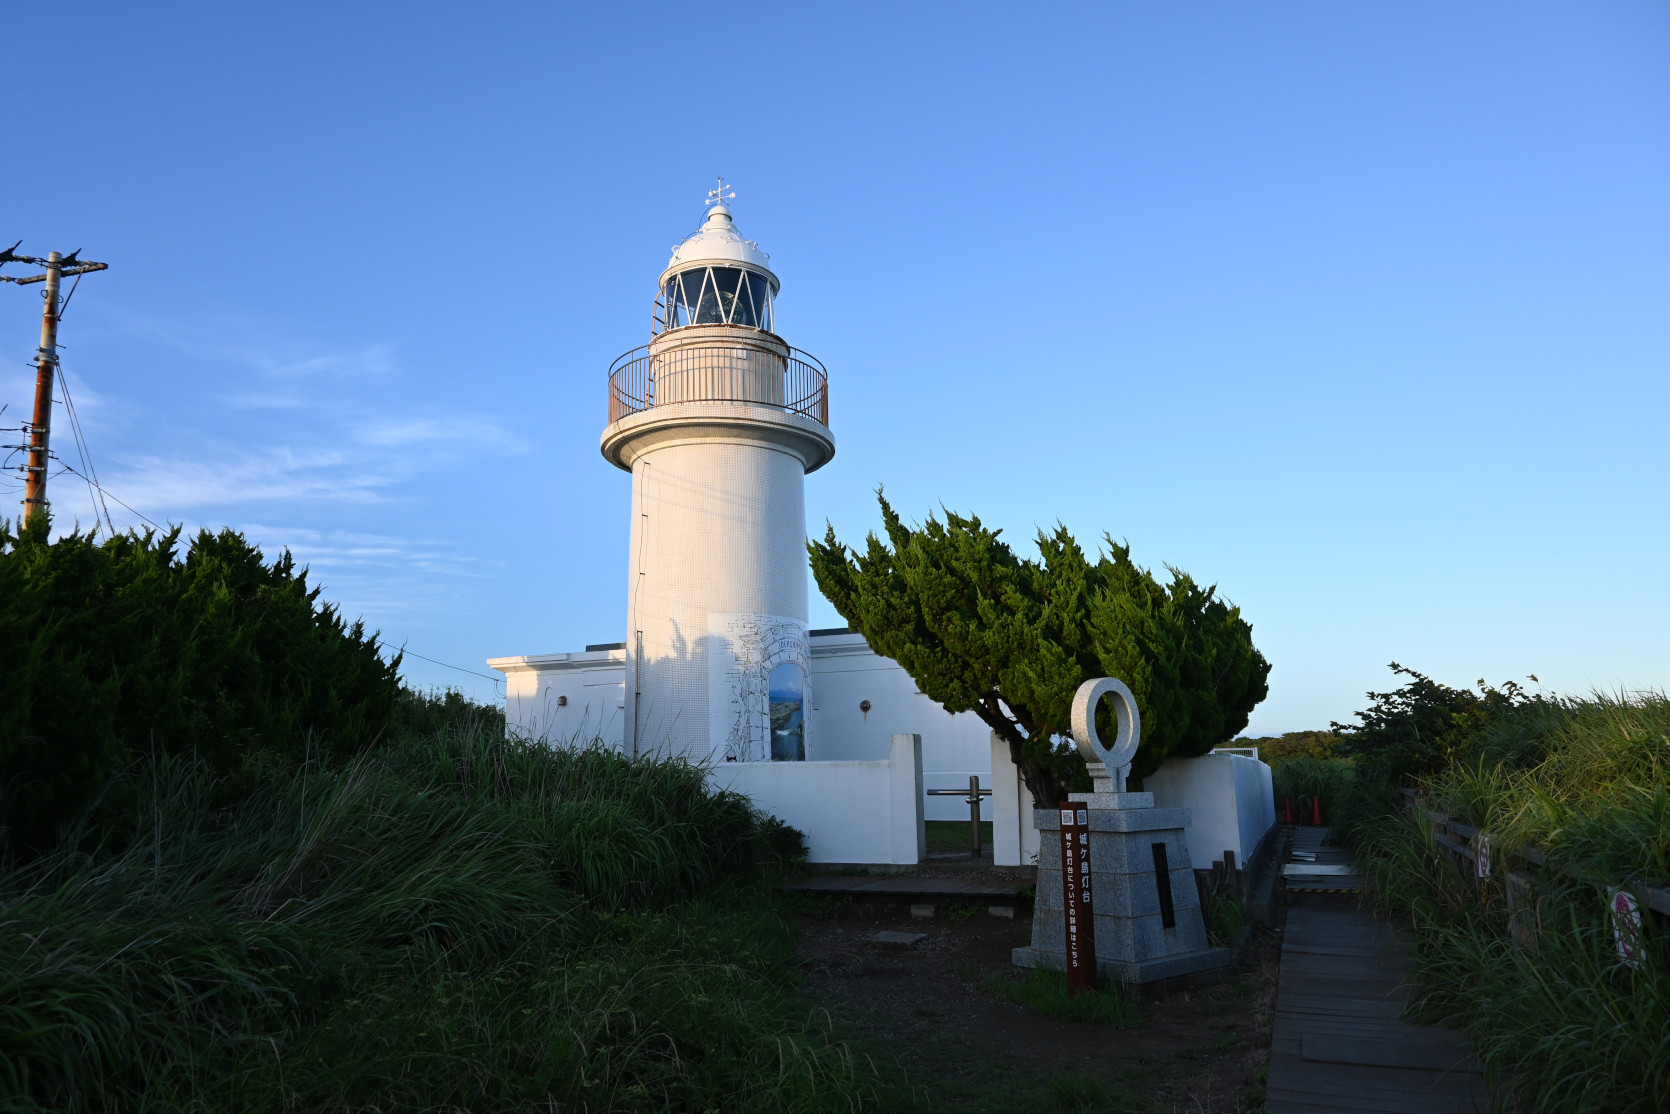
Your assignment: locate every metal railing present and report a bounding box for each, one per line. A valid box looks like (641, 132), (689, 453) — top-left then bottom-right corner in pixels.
(927, 776), (992, 857)
(607, 340), (828, 426)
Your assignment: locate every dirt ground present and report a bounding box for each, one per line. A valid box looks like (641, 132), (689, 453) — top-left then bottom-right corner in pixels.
(792, 899), (1280, 1114)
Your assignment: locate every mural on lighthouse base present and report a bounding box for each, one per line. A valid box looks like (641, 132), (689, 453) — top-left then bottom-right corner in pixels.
(708, 613), (809, 762)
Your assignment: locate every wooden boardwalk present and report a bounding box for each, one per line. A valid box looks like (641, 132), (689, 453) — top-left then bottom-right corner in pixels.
(1267, 828), (1487, 1114)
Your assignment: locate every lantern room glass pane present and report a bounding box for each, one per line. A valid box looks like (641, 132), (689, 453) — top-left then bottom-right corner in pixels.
(662, 279), (683, 328)
(693, 268), (725, 324)
(730, 271), (758, 327)
(748, 274), (772, 332)
(710, 267), (744, 324)
(667, 272), (694, 327)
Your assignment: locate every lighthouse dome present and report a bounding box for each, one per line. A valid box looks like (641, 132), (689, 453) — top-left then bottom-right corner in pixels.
(661, 203), (778, 291)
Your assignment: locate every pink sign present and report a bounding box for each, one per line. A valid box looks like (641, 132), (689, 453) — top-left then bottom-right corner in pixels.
(1610, 889), (1643, 968)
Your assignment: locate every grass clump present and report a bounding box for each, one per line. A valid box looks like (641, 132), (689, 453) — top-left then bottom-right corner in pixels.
(0, 708), (887, 1112)
(1201, 887), (1246, 947)
(980, 967), (1142, 1026)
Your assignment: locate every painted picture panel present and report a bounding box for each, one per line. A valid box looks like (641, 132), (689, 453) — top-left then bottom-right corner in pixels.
(708, 613), (810, 762)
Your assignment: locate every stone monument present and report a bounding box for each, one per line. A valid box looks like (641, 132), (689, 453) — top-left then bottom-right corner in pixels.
(1013, 678), (1233, 984)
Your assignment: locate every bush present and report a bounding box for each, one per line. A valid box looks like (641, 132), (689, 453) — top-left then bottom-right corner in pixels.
(0, 521), (399, 853)
(0, 712), (887, 1112)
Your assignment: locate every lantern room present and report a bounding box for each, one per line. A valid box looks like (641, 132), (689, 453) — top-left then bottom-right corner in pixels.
(654, 193), (779, 335)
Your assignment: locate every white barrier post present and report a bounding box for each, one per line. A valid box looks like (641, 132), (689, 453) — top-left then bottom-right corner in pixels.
(990, 731), (1022, 865)
(889, 734), (926, 864)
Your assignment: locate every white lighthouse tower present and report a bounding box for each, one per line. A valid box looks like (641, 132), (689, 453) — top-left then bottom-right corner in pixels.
(602, 184), (835, 761)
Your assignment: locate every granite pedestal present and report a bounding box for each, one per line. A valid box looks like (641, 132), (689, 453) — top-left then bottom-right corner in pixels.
(1013, 790), (1232, 984)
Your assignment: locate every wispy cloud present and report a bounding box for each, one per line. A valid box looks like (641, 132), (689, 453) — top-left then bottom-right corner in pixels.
(107, 447), (397, 511)
(351, 416), (529, 451)
(108, 307), (395, 382)
(24, 308), (529, 645)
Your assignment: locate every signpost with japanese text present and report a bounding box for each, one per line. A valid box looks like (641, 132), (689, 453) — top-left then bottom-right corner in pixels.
(1059, 807), (1096, 994)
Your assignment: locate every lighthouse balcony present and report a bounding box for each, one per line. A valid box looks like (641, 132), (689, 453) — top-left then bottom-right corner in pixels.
(607, 333), (828, 427)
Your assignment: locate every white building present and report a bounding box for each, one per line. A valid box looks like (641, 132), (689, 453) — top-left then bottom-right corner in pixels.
(489, 629), (995, 822)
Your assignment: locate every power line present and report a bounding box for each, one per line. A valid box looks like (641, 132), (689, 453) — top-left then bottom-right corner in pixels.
(55, 367), (115, 536)
(376, 640), (505, 689)
(51, 461), (162, 529)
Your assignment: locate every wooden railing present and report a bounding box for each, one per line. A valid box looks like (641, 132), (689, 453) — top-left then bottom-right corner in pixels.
(607, 342), (828, 426)
(1400, 787), (1667, 952)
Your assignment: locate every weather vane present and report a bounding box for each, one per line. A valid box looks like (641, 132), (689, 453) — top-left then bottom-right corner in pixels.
(705, 177), (735, 207)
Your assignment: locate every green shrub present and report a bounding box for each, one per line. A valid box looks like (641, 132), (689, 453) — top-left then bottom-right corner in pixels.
(0, 521), (399, 852)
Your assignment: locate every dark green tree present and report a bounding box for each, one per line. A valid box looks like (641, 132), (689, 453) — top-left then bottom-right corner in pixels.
(808, 494), (1271, 807)
(0, 517), (400, 852)
(1331, 663), (1538, 783)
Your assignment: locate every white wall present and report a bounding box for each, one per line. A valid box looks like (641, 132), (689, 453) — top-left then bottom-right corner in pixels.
(708, 733), (926, 864)
(494, 632), (995, 822)
(492, 648), (627, 748)
(1144, 752), (1277, 868)
(810, 632), (995, 820)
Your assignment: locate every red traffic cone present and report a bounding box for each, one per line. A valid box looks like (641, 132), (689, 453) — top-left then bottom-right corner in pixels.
(1284, 796), (1294, 824)
(1312, 796), (1324, 826)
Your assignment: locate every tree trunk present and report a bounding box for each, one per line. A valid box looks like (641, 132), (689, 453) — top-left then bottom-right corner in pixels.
(971, 703), (1069, 808)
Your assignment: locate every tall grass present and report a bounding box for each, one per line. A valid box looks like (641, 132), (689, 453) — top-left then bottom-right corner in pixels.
(0, 717), (887, 1112)
(1343, 691), (1670, 1113)
(1270, 757), (1355, 824)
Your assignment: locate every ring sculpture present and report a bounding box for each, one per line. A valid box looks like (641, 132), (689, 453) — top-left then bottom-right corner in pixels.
(1070, 677), (1141, 793)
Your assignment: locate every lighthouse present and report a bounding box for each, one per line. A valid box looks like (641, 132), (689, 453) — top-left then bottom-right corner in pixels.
(602, 184), (835, 761)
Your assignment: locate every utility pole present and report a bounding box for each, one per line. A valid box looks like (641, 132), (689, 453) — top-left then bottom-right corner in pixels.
(1, 244), (108, 529)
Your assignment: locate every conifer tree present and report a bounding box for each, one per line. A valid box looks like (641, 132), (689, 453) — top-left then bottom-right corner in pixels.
(808, 494), (1270, 807)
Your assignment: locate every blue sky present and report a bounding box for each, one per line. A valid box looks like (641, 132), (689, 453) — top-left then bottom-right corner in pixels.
(3, 3), (1666, 734)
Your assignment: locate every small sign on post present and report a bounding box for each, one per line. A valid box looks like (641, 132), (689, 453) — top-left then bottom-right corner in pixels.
(1059, 807), (1097, 994)
(1610, 888), (1644, 969)
(1476, 833), (1491, 880)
